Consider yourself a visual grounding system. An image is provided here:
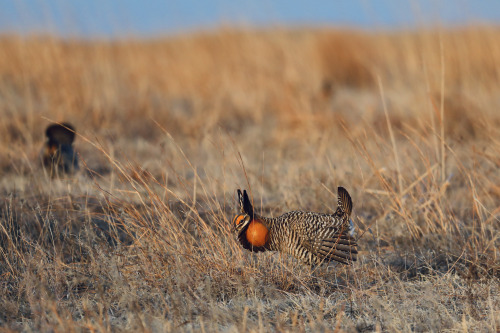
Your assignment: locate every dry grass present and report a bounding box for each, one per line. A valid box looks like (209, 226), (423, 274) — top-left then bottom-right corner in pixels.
(0, 26), (499, 332)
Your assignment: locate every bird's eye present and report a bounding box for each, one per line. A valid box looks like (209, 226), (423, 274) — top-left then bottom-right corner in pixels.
(233, 215), (246, 226)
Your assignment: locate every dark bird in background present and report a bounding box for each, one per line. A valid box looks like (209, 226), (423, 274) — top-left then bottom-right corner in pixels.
(233, 187), (357, 265)
(42, 123), (79, 174)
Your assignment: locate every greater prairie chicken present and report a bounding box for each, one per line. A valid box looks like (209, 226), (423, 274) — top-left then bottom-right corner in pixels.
(233, 187), (357, 265)
(42, 123), (79, 174)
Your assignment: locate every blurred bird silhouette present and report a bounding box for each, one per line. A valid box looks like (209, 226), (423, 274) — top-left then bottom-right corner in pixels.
(42, 123), (79, 175)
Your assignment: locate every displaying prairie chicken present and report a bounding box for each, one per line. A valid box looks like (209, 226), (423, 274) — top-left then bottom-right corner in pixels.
(233, 187), (357, 265)
(42, 123), (79, 174)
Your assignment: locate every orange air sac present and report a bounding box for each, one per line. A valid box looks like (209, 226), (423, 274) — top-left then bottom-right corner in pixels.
(246, 220), (269, 247)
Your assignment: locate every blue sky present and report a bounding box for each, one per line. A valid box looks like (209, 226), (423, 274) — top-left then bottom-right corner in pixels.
(1, 0), (500, 38)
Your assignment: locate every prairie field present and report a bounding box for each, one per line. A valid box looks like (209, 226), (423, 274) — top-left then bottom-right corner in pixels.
(0, 26), (499, 332)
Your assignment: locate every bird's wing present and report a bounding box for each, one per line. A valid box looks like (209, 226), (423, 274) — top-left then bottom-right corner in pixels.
(300, 226), (358, 264)
(289, 213), (357, 265)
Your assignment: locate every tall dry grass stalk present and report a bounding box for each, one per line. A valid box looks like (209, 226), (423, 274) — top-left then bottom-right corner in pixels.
(0, 26), (499, 331)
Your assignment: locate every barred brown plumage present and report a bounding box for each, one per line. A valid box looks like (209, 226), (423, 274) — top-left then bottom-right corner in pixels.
(233, 187), (357, 265)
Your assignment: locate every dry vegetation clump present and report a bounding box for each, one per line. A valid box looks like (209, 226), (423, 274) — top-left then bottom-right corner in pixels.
(0, 26), (499, 331)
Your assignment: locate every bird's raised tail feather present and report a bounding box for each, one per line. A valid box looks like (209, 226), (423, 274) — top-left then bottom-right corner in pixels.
(336, 187), (353, 216)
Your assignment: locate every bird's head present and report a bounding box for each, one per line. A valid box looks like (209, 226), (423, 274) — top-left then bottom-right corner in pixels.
(232, 213), (252, 235)
(233, 189), (268, 251)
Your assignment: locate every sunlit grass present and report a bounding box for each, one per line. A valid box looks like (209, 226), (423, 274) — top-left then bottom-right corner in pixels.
(0, 26), (499, 331)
